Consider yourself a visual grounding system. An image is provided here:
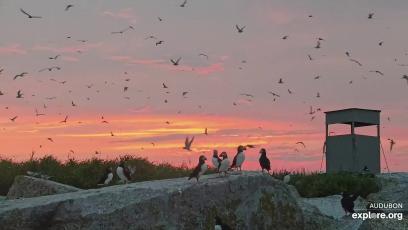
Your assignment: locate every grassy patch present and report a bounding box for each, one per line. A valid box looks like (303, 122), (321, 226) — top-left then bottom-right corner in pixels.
(271, 169), (380, 198)
(0, 155), (213, 196)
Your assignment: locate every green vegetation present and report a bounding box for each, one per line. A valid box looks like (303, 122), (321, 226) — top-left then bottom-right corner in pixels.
(271, 169), (381, 198)
(0, 155), (203, 196)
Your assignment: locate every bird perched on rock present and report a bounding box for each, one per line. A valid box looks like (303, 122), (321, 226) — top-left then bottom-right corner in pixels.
(214, 216), (232, 230)
(188, 155), (207, 182)
(259, 148), (271, 173)
(117, 161), (132, 183)
(212, 150), (221, 171)
(218, 152), (230, 176)
(98, 167), (113, 186)
(230, 145), (246, 171)
(341, 192), (358, 215)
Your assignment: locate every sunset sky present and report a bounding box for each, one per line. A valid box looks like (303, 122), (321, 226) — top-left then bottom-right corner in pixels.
(0, 0), (407, 171)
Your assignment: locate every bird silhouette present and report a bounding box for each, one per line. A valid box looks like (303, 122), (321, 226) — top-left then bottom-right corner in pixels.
(401, 75), (408, 84)
(388, 138), (395, 152)
(235, 24), (245, 33)
(180, 0), (187, 7)
(16, 90), (24, 98)
(349, 59), (362, 66)
(199, 53), (209, 59)
(10, 116), (18, 122)
(368, 13), (374, 19)
(20, 8), (42, 19)
(183, 136), (194, 151)
(60, 116), (68, 123)
(162, 83), (168, 88)
(13, 72), (28, 80)
(39, 66), (61, 72)
(47, 137), (54, 142)
(155, 40), (164, 46)
(278, 78), (284, 84)
(48, 55), (60, 60)
(282, 35), (288, 40)
(369, 70), (384, 76)
(170, 57), (181, 66)
(204, 128), (208, 135)
(65, 4), (74, 11)
(314, 40), (321, 49)
(296, 142), (306, 148)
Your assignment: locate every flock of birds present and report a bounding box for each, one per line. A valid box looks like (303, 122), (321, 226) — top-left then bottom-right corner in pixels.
(0, 2), (404, 167)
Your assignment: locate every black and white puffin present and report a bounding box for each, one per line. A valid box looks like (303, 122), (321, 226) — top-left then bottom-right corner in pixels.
(341, 192), (358, 215)
(188, 155), (208, 182)
(218, 152), (230, 176)
(98, 167), (113, 185)
(259, 148), (271, 173)
(230, 145), (246, 171)
(117, 161), (132, 183)
(212, 150), (222, 171)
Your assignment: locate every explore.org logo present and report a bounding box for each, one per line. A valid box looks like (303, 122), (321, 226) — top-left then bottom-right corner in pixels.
(352, 203), (404, 221)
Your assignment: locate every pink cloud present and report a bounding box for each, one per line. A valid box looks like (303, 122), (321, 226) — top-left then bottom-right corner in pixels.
(108, 55), (224, 76)
(0, 43), (27, 55)
(102, 8), (137, 23)
(32, 42), (103, 54)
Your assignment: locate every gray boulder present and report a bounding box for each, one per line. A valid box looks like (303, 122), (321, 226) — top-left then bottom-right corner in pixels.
(6, 176), (82, 200)
(0, 172), (336, 230)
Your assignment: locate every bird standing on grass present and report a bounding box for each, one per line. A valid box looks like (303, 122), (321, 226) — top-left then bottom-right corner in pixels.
(98, 167), (113, 186)
(341, 192), (358, 216)
(117, 161), (132, 183)
(230, 145), (246, 171)
(259, 148), (271, 173)
(188, 155), (207, 182)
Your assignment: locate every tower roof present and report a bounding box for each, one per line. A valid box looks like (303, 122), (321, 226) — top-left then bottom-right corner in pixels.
(325, 108), (381, 126)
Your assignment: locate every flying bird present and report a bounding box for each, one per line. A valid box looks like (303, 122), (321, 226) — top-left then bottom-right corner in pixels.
(314, 40), (321, 49)
(369, 70), (384, 76)
(182, 91), (189, 97)
(368, 12), (374, 19)
(20, 8), (42, 19)
(71, 101), (77, 107)
(282, 35), (288, 40)
(162, 83), (168, 88)
(401, 75), (408, 84)
(47, 137), (54, 142)
(65, 4), (74, 11)
(268, 92), (280, 97)
(180, 0), (187, 7)
(199, 53), (209, 59)
(235, 24), (245, 33)
(349, 59), (362, 66)
(155, 40), (164, 46)
(9, 116), (18, 122)
(378, 41), (383, 46)
(38, 66), (61, 72)
(16, 90), (24, 98)
(188, 155), (208, 182)
(170, 57), (181, 66)
(48, 55), (60, 60)
(204, 128), (208, 135)
(278, 78), (284, 84)
(60, 116), (68, 123)
(183, 136), (194, 151)
(13, 72), (28, 80)
(296, 142), (306, 148)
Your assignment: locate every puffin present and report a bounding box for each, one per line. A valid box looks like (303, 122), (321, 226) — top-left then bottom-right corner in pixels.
(98, 167), (113, 185)
(116, 161), (132, 183)
(212, 150), (222, 172)
(230, 145), (246, 171)
(341, 192), (359, 215)
(259, 148), (271, 173)
(214, 216), (232, 230)
(188, 155), (208, 182)
(218, 152), (230, 176)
